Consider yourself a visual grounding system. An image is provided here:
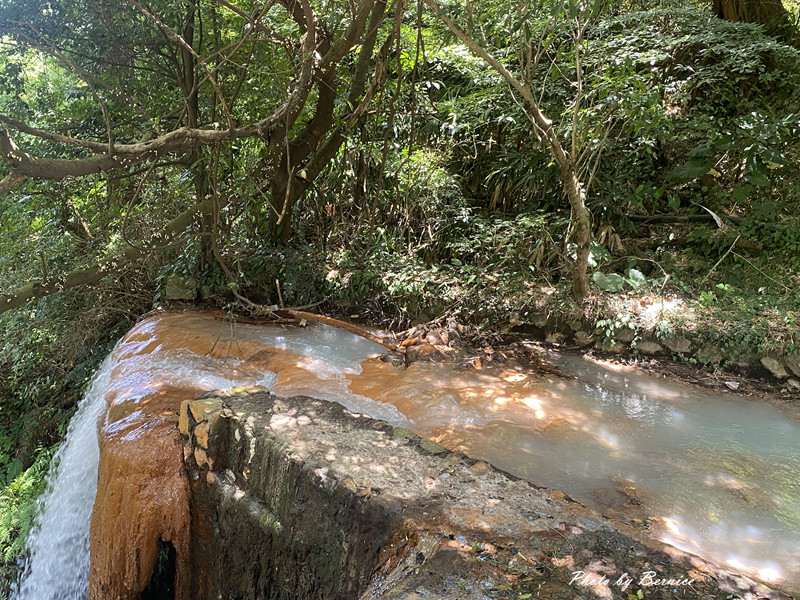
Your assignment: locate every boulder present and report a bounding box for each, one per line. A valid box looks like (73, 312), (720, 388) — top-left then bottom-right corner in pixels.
(595, 338), (626, 354)
(784, 355), (800, 378)
(178, 391), (775, 600)
(761, 357), (788, 379)
(663, 336), (692, 354)
(696, 343), (723, 365)
(637, 340), (663, 355)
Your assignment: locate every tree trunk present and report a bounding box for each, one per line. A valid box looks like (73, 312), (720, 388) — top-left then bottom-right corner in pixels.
(268, 0), (388, 245)
(562, 166), (591, 300)
(713, 0), (794, 38)
(422, 0), (593, 302)
(0, 197), (223, 314)
(181, 0), (214, 269)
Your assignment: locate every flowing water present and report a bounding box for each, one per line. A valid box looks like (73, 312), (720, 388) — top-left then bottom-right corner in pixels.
(14, 312), (800, 597)
(12, 358), (113, 600)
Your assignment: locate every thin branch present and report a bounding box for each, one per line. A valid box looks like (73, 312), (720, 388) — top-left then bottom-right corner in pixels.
(126, 0), (235, 127)
(0, 172), (26, 194)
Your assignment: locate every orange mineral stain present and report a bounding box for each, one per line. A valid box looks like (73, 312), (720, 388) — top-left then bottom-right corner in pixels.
(81, 311), (800, 596)
(88, 313), (289, 599)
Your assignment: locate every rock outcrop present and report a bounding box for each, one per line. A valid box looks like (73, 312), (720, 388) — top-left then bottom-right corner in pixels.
(179, 390), (784, 600)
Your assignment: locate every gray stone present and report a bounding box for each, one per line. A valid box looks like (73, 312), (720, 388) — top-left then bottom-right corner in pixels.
(418, 438), (447, 455)
(180, 391), (757, 600)
(637, 340), (663, 355)
(545, 332), (564, 345)
(787, 378), (800, 391)
(573, 331), (593, 347)
(595, 338), (626, 354)
(784, 355), (800, 378)
(696, 343), (723, 365)
(663, 336), (692, 354)
(614, 327), (636, 344)
(760, 357), (788, 379)
(163, 274), (198, 301)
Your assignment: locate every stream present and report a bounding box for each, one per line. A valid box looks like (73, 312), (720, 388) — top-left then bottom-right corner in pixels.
(13, 312), (800, 598)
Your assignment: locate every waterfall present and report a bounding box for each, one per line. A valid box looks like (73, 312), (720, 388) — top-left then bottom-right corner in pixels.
(12, 356), (114, 600)
(8, 313), (393, 599)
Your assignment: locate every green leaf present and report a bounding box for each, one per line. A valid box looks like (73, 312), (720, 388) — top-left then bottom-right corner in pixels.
(593, 272), (627, 292)
(625, 268), (647, 289)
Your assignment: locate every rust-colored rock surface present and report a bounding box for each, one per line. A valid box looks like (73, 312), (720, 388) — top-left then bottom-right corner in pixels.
(87, 312), (281, 599)
(89, 391), (191, 600)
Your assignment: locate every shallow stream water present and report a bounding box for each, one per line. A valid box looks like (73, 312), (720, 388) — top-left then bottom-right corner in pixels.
(14, 312), (800, 598)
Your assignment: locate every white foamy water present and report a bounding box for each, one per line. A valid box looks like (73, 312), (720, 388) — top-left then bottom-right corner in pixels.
(12, 356), (114, 600)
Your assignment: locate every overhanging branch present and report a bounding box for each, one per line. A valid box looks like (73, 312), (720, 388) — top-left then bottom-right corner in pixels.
(0, 0), (318, 185)
(0, 197), (223, 314)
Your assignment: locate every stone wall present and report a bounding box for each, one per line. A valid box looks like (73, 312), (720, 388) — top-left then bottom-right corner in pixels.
(518, 311), (800, 390)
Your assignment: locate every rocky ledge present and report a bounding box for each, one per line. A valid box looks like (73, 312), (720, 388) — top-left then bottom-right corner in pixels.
(178, 390), (785, 600)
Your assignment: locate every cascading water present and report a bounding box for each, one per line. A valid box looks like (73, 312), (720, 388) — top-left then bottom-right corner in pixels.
(11, 312), (401, 599)
(10, 311), (800, 597)
(12, 356), (114, 600)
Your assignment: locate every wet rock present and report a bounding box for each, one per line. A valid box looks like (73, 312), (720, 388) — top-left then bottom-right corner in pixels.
(786, 378), (800, 391)
(406, 343), (437, 361)
(399, 337), (419, 348)
(418, 439), (447, 455)
(391, 427), (416, 441)
(179, 400), (191, 436)
(663, 336), (692, 354)
(637, 340), (663, 355)
(761, 357), (788, 379)
(194, 422), (209, 449)
(163, 274), (198, 301)
(381, 352), (407, 368)
(189, 398), (224, 422)
(469, 461), (491, 477)
(91, 394), (191, 600)
(194, 446), (208, 468)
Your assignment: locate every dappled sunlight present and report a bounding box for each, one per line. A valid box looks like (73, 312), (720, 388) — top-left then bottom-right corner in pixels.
(45, 311), (800, 595)
(655, 516), (787, 586)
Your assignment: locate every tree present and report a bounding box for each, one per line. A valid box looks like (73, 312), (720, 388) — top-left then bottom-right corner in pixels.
(713, 0), (796, 40)
(0, 0), (398, 311)
(423, 0), (602, 300)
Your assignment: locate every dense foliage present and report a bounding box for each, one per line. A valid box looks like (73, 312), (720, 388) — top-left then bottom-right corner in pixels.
(0, 0), (798, 592)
